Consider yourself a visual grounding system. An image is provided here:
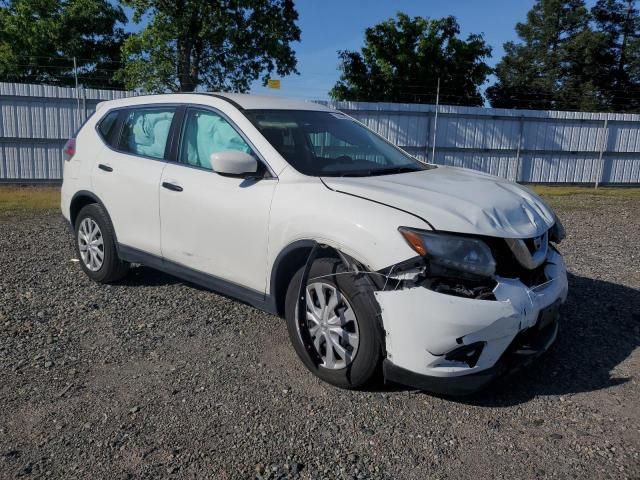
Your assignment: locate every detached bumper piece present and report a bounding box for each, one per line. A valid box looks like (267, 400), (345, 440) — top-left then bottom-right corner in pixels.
(384, 305), (560, 396)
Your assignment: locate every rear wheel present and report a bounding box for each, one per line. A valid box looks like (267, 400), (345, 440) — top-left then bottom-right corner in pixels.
(284, 257), (383, 389)
(75, 204), (129, 283)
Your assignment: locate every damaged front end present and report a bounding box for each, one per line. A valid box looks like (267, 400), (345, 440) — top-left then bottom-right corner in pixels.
(375, 224), (569, 395)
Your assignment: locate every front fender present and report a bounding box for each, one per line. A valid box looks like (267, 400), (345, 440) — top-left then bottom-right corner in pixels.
(266, 178), (429, 291)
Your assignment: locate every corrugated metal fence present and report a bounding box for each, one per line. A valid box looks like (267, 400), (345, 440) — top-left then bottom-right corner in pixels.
(322, 101), (640, 185)
(0, 83), (133, 181)
(1, 81), (639, 184)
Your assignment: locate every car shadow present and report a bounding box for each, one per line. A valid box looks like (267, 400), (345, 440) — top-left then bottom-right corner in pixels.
(118, 265), (183, 288)
(118, 263), (639, 404)
(118, 265), (232, 294)
(448, 272), (639, 406)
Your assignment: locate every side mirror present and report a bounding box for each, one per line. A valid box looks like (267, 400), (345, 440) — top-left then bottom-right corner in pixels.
(210, 150), (258, 176)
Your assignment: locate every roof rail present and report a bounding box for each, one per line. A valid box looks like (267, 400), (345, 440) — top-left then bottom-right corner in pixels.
(198, 93), (245, 111)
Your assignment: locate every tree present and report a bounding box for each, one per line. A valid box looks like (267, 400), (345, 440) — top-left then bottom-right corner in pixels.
(591, 0), (640, 111)
(0, 0), (127, 88)
(118, 0), (301, 93)
(329, 14), (492, 106)
(488, 0), (640, 112)
(487, 0), (601, 110)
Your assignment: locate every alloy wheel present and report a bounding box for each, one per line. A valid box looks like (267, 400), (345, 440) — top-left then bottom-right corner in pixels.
(78, 217), (104, 272)
(299, 281), (360, 369)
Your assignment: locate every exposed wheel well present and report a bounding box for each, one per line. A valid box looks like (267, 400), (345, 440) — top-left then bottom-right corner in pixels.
(69, 194), (98, 228)
(271, 243), (341, 318)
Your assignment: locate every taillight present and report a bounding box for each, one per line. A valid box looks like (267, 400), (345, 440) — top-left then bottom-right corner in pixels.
(63, 138), (76, 161)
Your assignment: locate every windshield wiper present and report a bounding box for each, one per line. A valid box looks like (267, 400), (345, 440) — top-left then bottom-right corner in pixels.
(367, 166), (421, 176)
(336, 166), (422, 177)
(339, 170), (373, 177)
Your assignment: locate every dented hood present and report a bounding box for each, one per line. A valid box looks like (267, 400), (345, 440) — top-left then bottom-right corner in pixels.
(322, 166), (555, 238)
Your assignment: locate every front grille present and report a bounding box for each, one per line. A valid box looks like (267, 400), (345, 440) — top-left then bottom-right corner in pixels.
(523, 237), (539, 254)
(505, 231), (549, 270)
(482, 235), (550, 287)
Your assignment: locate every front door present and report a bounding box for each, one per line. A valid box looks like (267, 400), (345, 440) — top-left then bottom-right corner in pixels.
(159, 107), (277, 293)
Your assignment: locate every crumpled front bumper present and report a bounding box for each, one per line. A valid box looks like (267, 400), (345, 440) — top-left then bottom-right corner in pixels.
(375, 249), (568, 395)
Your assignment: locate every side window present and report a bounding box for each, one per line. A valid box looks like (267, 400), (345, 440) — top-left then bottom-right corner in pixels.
(179, 109), (252, 170)
(97, 110), (119, 145)
(118, 107), (176, 159)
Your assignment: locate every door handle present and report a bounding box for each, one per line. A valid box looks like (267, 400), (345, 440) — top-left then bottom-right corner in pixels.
(98, 163), (113, 172)
(162, 181), (183, 192)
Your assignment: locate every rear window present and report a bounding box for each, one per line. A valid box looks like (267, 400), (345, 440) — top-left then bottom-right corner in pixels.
(118, 107), (176, 160)
(97, 110), (119, 145)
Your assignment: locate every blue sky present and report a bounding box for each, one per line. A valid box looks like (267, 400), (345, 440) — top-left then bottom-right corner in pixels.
(250, 0), (540, 99)
(124, 0), (599, 99)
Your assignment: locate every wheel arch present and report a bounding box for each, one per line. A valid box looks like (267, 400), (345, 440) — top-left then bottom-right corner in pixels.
(269, 239), (374, 318)
(70, 191), (105, 227)
(69, 191), (119, 248)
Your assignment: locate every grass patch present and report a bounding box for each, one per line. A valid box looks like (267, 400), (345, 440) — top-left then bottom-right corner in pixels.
(530, 185), (640, 198)
(0, 185), (60, 213)
(0, 183), (638, 215)
(529, 185), (640, 210)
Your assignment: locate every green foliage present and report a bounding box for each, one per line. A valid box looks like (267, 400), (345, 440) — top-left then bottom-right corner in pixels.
(118, 0), (301, 93)
(0, 0), (127, 88)
(591, 0), (640, 111)
(329, 13), (492, 106)
(488, 0), (640, 112)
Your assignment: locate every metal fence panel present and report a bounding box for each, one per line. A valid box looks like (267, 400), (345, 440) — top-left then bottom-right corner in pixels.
(1, 82), (639, 184)
(436, 150), (519, 181)
(522, 153), (600, 183)
(324, 100), (640, 184)
(0, 82), (137, 182)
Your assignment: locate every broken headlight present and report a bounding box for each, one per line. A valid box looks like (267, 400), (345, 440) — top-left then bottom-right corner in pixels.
(398, 228), (496, 278)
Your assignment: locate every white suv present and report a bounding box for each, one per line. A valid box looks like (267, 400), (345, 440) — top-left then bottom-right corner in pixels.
(61, 93), (568, 395)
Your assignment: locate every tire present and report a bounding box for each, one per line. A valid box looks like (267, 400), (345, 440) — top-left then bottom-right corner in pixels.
(74, 203), (129, 283)
(284, 257), (383, 389)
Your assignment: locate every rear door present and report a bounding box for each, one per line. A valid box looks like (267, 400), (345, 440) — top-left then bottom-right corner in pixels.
(159, 106), (277, 293)
(92, 105), (177, 256)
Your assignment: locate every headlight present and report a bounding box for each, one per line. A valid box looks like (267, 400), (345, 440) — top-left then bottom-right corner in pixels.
(398, 228), (496, 277)
(549, 214), (565, 243)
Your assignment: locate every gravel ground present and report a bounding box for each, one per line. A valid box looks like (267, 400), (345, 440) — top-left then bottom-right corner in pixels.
(0, 195), (639, 480)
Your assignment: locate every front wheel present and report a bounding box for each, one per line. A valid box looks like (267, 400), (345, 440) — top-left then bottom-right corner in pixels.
(284, 257), (383, 389)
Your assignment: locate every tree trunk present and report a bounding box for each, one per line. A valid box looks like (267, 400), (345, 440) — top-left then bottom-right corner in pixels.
(177, 11), (202, 92)
(617, 0), (634, 77)
(177, 37), (195, 92)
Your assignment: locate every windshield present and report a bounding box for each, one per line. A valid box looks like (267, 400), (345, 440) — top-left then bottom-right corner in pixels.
(245, 109), (434, 177)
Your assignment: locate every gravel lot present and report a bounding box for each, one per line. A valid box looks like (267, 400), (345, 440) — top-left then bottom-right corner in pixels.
(0, 191), (639, 479)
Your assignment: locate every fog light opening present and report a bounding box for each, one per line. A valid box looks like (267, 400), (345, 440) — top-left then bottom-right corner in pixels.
(445, 341), (486, 368)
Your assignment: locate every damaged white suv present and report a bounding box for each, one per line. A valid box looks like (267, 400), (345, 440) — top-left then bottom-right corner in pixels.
(61, 93), (568, 395)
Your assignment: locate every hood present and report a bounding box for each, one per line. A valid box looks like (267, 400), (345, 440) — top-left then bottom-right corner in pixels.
(322, 166), (555, 239)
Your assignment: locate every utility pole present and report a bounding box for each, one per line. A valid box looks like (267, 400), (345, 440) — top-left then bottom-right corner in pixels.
(82, 86), (87, 122)
(515, 117), (524, 182)
(595, 117), (609, 189)
(73, 57), (80, 125)
(431, 77), (440, 163)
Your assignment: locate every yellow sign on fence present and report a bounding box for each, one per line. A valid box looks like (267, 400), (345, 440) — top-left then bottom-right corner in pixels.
(267, 79), (281, 90)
